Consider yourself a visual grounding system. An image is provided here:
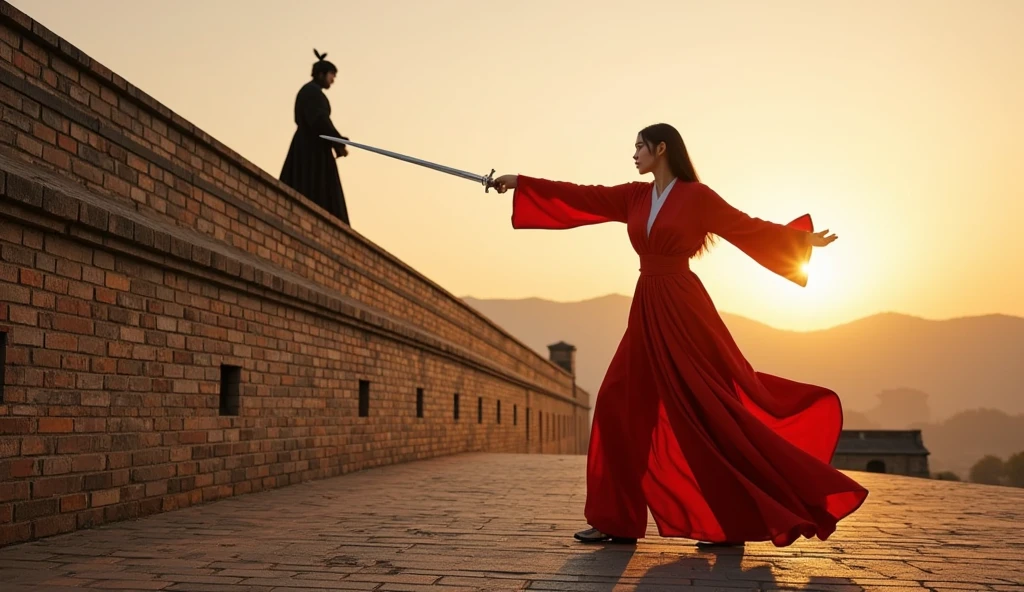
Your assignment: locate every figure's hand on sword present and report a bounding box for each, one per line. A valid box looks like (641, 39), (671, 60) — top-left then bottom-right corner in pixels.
(493, 174), (518, 194)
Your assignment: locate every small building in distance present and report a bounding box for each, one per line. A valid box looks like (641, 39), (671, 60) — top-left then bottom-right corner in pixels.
(832, 430), (930, 478)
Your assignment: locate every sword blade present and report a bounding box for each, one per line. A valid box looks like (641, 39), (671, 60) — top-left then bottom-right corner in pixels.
(320, 135), (495, 189)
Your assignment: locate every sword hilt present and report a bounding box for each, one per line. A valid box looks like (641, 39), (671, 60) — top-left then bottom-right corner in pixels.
(483, 169), (496, 193)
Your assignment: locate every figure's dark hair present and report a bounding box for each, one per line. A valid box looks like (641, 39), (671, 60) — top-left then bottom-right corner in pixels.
(639, 123), (715, 255)
(311, 49), (337, 77)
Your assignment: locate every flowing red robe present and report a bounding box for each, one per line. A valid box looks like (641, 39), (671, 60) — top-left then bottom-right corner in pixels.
(511, 176), (868, 547)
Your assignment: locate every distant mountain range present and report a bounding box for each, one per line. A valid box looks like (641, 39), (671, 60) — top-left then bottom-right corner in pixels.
(463, 294), (1024, 422)
(463, 294), (1024, 477)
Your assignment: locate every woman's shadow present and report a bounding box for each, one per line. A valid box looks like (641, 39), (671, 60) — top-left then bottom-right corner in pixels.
(555, 543), (866, 592)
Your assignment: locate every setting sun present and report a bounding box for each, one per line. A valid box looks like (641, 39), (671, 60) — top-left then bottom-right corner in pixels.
(801, 257), (833, 287)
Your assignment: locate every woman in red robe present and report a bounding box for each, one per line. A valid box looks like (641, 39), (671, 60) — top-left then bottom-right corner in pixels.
(492, 123), (868, 548)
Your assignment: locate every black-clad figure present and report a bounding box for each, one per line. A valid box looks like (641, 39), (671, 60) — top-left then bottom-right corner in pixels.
(280, 49), (350, 225)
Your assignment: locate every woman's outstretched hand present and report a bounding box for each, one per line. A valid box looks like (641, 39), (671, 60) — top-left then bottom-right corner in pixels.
(493, 174), (518, 194)
(807, 229), (838, 247)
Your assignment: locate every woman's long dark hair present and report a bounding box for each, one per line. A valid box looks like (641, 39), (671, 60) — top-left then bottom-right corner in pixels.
(639, 123), (716, 256)
(639, 123), (700, 183)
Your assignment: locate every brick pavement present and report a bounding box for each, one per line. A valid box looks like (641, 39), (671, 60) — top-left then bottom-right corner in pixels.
(0, 453), (1021, 591)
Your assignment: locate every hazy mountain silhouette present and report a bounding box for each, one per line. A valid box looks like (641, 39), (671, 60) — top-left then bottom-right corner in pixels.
(463, 294), (1024, 422)
(909, 409), (1024, 478)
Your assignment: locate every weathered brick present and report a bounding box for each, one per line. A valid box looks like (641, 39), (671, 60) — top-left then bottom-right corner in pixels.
(2, 105), (34, 133)
(70, 454), (105, 472)
(90, 488), (119, 507)
(73, 418), (105, 433)
(8, 304), (37, 325)
(42, 274), (69, 294)
(67, 280), (94, 300)
(59, 493), (88, 513)
(20, 437), (49, 456)
(19, 267), (43, 287)
(0, 522), (33, 546)
(37, 418), (73, 434)
(54, 258), (81, 280)
(57, 436), (99, 456)
(104, 272), (129, 291)
(43, 333), (77, 351)
(41, 144), (71, 169)
(39, 188), (79, 220)
(21, 229), (44, 249)
(81, 471), (111, 487)
(31, 349), (60, 368)
(0, 482), (30, 503)
(57, 133), (77, 153)
(31, 475), (81, 498)
(152, 230), (171, 253)
(94, 286), (116, 303)
(42, 456), (72, 476)
(71, 157), (104, 185)
(0, 418), (32, 435)
(108, 214), (134, 239)
(51, 314), (92, 335)
(0, 223), (22, 245)
(78, 201), (109, 230)
(2, 243), (34, 268)
(43, 236), (91, 264)
(14, 498), (56, 521)
(55, 295), (89, 316)
(0, 438), (19, 457)
(16, 132), (44, 156)
(0, 282), (31, 305)
(32, 513), (77, 538)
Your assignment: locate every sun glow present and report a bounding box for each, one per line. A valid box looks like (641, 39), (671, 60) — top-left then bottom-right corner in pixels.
(802, 258), (829, 286)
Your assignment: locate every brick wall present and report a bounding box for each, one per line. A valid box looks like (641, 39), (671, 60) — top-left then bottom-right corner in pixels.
(0, 1), (591, 546)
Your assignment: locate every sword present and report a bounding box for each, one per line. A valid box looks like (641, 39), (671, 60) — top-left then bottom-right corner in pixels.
(320, 135), (498, 192)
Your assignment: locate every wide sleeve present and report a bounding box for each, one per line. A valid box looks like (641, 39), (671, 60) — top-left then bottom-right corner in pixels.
(698, 185), (814, 286)
(511, 175), (637, 229)
(301, 88), (344, 140)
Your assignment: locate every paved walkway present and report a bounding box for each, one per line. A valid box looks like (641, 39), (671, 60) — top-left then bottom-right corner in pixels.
(0, 453), (1021, 591)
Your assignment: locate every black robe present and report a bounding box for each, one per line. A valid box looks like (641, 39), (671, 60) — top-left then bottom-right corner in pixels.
(279, 80), (350, 225)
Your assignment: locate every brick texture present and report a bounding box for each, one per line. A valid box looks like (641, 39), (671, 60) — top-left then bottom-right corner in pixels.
(0, 1), (591, 547)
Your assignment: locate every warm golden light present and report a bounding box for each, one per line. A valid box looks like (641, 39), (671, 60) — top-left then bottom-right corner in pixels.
(14, 0), (1020, 331)
(802, 259), (830, 287)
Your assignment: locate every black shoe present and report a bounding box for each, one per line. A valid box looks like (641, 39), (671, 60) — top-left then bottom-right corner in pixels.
(573, 527), (637, 544)
(695, 540), (745, 549)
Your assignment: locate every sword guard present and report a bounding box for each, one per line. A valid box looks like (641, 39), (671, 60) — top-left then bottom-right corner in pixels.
(483, 168), (496, 193)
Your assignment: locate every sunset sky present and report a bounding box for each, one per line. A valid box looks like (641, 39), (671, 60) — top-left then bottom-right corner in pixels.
(12, 0), (1023, 331)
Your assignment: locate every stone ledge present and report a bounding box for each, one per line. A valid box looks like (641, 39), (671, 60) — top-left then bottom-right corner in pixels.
(0, 152), (587, 408)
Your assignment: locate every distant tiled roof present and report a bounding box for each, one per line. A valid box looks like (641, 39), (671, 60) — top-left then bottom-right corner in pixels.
(834, 430), (930, 456)
(547, 341), (576, 351)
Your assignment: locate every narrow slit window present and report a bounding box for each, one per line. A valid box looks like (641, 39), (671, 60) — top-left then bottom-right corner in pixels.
(358, 380), (370, 417)
(219, 364), (241, 416)
(513, 404), (517, 426)
(477, 397), (483, 424)
(0, 331), (8, 404)
(496, 400), (501, 424)
(454, 393), (460, 421)
(416, 387), (424, 418)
